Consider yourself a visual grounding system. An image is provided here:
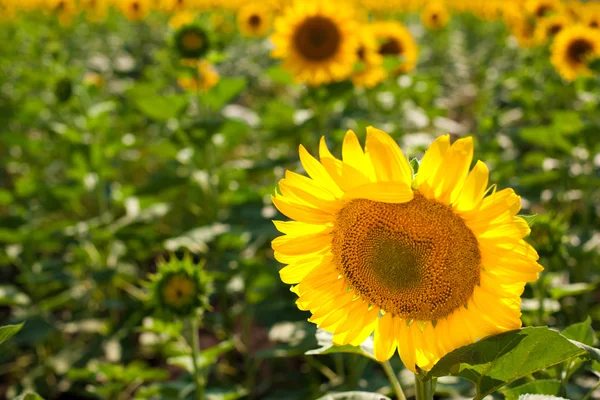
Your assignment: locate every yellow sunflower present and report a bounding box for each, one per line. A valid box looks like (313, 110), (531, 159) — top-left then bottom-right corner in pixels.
(47, 0), (75, 26)
(237, 3), (273, 37)
(525, 0), (561, 18)
(120, 0), (150, 22)
(584, 12), (600, 31)
(178, 60), (220, 92)
(351, 26), (387, 88)
(551, 24), (600, 81)
(534, 14), (571, 44)
(371, 21), (418, 74)
(271, 128), (542, 372)
(80, 0), (108, 23)
(270, 1), (359, 86)
(510, 15), (538, 48)
(421, 1), (450, 30)
(169, 10), (196, 29)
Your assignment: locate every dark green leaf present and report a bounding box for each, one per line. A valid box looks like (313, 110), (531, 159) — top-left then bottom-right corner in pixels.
(502, 380), (561, 400)
(203, 77), (247, 110)
(424, 327), (596, 399)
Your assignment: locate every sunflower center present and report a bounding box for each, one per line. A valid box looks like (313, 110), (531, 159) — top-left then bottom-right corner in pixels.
(331, 193), (481, 321)
(131, 1), (139, 11)
(536, 5), (551, 17)
(249, 14), (261, 27)
(293, 16), (341, 61)
(567, 39), (593, 64)
(379, 38), (403, 55)
(548, 24), (562, 36)
(182, 32), (204, 51)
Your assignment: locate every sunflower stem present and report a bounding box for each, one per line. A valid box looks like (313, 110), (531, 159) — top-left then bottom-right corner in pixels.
(190, 317), (204, 400)
(381, 360), (407, 400)
(414, 372), (434, 400)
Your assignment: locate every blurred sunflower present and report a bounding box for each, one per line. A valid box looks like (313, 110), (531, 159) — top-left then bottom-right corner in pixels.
(174, 24), (209, 59)
(270, 1), (359, 86)
(351, 26), (387, 89)
(271, 128), (542, 372)
(534, 14), (571, 44)
(80, 0), (108, 23)
(511, 16), (538, 48)
(120, 0), (150, 22)
(585, 12), (600, 30)
(372, 21), (418, 74)
(169, 10), (196, 29)
(147, 254), (211, 318)
(421, 1), (450, 30)
(526, 0), (561, 18)
(551, 25), (600, 81)
(47, 0), (75, 26)
(237, 3), (273, 37)
(178, 60), (220, 92)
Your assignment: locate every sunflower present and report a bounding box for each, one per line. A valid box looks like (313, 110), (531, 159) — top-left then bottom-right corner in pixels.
(177, 60), (220, 92)
(237, 3), (273, 37)
(120, 0), (150, 22)
(47, 0), (75, 26)
(510, 15), (538, 48)
(169, 10), (196, 29)
(421, 1), (450, 30)
(371, 21), (418, 74)
(173, 24), (210, 59)
(271, 128), (542, 372)
(525, 0), (561, 18)
(534, 14), (571, 44)
(351, 26), (387, 89)
(270, 1), (359, 86)
(584, 12), (600, 31)
(551, 25), (600, 81)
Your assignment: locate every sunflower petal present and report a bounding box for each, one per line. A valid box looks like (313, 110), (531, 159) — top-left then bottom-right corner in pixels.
(342, 181), (414, 203)
(374, 313), (399, 361)
(365, 126), (412, 186)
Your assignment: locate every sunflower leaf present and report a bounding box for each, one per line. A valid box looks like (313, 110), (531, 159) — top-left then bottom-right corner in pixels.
(0, 322), (25, 347)
(306, 329), (376, 361)
(501, 380), (562, 400)
(423, 326), (600, 399)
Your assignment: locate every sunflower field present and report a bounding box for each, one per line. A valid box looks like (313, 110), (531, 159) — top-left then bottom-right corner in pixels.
(1, 0), (600, 399)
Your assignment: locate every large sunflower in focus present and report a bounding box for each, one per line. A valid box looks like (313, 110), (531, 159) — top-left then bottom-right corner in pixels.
(271, 128), (542, 372)
(270, 1), (359, 86)
(372, 21), (418, 74)
(237, 3), (273, 37)
(551, 25), (600, 81)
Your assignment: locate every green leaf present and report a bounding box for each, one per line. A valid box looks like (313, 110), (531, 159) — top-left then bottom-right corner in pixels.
(316, 392), (392, 400)
(562, 317), (595, 346)
(502, 380), (561, 400)
(550, 283), (596, 300)
(265, 66), (293, 85)
(0, 322), (24, 346)
(424, 327), (598, 399)
(168, 340), (235, 372)
(306, 329), (376, 361)
(129, 84), (188, 121)
(520, 214), (538, 228)
(14, 392), (45, 400)
(203, 77), (247, 110)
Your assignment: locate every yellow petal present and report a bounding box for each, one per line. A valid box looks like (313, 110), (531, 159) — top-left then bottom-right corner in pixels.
(272, 195), (336, 224)
(365, 126), (412, 186)
(279, 180), (344, 214)
(279, 254), (333, 284)
(453, 160), (489, 214)
(342, 181), (414, 203)
(428, 137), (474, 204)
(342, 130), (369, 174)
(397, 320), (416, 373)
(415, 134), (450, 191)
(374, 313), (399, 361)
(271, 232), (332, 256)
(273, 220), (333, 236)
(298, 144), (344, 197)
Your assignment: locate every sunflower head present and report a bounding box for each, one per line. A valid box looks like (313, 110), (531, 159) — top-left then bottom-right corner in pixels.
(526, 0), (561, 18)
(120, 0), (150, 22)
(174, 24), (210, 59)
(551, 25), (600, 81)
(237, 3), (273, 37)
(169, 10), (196, 29)
(270, 1), (359, 86)
(147, 254), (211, 318)
(271, 127), (542, 372)
(534, 14), (571, 44)
(371, 21), (418, 74)
(81, 0), (108, 23)
(177, 60), (220, 92)
(421, 1), (450, 30)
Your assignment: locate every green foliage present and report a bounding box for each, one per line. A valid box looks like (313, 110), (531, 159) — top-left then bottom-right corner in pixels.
(0, 323), (24, 346)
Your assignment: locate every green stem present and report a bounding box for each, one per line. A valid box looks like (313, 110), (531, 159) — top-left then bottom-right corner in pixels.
(414, 373), (434, 400)
(190, 317), (204, 400)
(380, 360), (407, 400)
